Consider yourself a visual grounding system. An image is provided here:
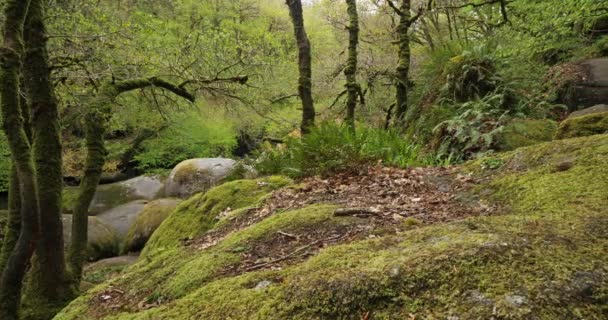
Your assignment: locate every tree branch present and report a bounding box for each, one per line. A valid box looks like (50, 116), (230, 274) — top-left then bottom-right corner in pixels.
(114, 77), (195, 102)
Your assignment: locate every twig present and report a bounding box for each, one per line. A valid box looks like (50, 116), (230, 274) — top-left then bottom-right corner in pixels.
(277, 231), (298, 239)
(244, 241), (320, 271)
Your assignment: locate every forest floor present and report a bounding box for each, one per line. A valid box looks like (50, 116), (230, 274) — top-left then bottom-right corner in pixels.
(59, 134), (608, 320)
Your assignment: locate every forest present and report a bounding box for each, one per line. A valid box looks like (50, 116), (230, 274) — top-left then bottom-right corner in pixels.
(0, 0), (607, 319)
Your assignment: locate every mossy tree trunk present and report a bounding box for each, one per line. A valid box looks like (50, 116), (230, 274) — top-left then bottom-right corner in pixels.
(344, 0), (360, 131)
(387, 0), (430, 129)
(0, 166), (20, 273)
(69, 78), (194, 280)
(286, 0), (315, 134)
(0, 86), (31, 286)
(0, 0), (41, 319)
(22, 0), (76, 314)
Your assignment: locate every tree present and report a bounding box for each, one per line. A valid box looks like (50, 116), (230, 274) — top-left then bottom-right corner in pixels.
(285, 0), (315, 134)
(22, 0), (77, 315)
(387, 0), (431, 128)
(344, 0), (361, 130)
(0, 0), (40, 318)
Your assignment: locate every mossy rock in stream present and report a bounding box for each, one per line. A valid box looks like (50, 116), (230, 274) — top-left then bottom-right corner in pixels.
(555, 111), (608, 140)
(55, 135), (608, 320)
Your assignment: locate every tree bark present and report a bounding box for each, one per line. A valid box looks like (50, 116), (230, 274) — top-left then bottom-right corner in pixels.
(393, 0), (413, 127)
(0, 166), (20, 273)
(286, 0), (315, 134)
(0, 0), (40, 318)
(68, 78), (194, 280)
(344, 0), (360, 131)
(22, 0), (76, 314)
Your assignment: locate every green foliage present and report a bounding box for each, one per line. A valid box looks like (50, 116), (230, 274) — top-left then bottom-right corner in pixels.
(134, 110), (237, 173)
(441, 44), (502, 102)
(433, 91), (514, 160)
(254, 123), (426, 177)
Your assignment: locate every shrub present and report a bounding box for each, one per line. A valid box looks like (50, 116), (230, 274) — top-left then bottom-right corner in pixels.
(134, 111), (237, 173)
(253, 123), (427, 177)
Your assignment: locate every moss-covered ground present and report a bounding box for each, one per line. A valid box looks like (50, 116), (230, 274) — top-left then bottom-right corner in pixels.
(54, 135), (608, 320)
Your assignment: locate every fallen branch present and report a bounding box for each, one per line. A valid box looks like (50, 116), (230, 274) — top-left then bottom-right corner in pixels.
(334, 207), (381, 217)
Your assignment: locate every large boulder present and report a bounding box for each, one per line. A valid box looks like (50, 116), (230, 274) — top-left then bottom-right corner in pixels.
(555, 111), (608, 140)
(96, 200), (148, 240)
(568, 104), (608, 118)
(121, 198), (181, 253)
(164, 158), (237, 198)
(496, 119), (557, 151)
(64, 175), (164, 215)
(574, 58), (608, 109)
(61, 214), (119, 261)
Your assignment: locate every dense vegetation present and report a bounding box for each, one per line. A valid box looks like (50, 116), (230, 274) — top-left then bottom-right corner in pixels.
(0, 0), (606, 319)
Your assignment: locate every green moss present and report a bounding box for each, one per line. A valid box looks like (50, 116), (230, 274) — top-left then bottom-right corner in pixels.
(121, 199), (181, 254)
(61, 187), (79, 215)
(497, 119), (557, 151)
(555, 112), (608, 140)
(142, 176), (291, 257)
(55, 135), (608, 320)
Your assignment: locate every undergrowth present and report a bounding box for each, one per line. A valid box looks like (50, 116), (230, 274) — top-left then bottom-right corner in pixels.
(253, 122), (433, 178)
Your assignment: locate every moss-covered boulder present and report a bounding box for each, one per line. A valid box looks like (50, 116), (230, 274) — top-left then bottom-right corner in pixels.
(555, 111), (608, 139)
(143, 176), (292, 256)
(54, 135), (608, 320)
(121, 199), (181, 254)
(164, 158), (237, 198)
(569, 104), (608, 118)
(496, 118), (557, 151)
(61, 214), (119, 261)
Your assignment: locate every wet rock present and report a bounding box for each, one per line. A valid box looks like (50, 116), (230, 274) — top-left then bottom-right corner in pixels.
(164, 158), (238, 198)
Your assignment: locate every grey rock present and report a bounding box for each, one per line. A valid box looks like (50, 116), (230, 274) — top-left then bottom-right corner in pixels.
(569, 271), (603, 298)
(164, 158), (237, 198)
(62, 214), (119, 261)
(86, 175), (164, 215)
(569, 104), (608, 118)
(504, 294), (527, 307)
(254, 280), (272, 291)
(97, 200), (148, 239)
(466, 290), (494, 306)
